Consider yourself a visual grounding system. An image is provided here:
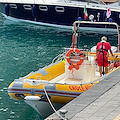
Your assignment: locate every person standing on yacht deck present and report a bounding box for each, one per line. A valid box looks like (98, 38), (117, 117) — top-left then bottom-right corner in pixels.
(96, 36), (114, 77)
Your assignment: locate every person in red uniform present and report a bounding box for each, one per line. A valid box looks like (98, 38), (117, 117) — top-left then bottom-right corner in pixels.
(96, 36), (114, 77)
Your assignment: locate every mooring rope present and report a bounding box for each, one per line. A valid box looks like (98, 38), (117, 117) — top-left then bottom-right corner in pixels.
(43, 86), (67, 120)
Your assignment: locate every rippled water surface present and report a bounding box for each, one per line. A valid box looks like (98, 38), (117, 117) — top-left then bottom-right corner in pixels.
(0, 13), (118, 120)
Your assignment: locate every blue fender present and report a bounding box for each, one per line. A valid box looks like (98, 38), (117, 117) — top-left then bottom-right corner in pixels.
(5, 4), (9, 16)
(103, 11), (107, 21)
(32, 5), (37, 19)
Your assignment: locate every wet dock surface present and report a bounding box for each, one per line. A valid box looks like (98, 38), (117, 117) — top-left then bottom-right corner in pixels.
(46, 67), (120, 120)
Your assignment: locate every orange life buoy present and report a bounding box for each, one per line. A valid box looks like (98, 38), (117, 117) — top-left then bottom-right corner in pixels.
(66, 48), (84, 70)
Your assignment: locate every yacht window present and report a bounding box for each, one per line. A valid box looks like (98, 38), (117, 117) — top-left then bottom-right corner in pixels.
(9, 4), (17, 9)
(23, 5), (32, 10)
(39, 6), (48, 11)
(55, 6), (64, 12)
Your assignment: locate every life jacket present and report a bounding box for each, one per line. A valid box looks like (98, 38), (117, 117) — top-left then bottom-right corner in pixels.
(98, 42), (108, 53)
(97, 42), (108, 63)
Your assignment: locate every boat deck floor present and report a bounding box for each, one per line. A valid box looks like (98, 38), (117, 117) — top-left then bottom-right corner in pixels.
(49, 70), (100, 84)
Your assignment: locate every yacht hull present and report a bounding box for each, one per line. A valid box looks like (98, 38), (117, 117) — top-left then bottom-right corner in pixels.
(0, 3), (120, 29)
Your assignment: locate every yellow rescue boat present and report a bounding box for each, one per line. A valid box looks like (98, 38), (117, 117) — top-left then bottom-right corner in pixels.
(8, 21), (120, 118)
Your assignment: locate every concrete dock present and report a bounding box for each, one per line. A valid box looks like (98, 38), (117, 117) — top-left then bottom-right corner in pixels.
(46, 67), (120, 120)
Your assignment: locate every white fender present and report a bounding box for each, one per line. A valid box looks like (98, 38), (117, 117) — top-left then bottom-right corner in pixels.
(24, 96), (41, 101)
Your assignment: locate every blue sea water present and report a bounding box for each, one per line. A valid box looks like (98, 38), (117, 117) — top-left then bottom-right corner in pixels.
(0, 13), (118, 120)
